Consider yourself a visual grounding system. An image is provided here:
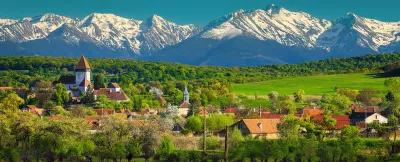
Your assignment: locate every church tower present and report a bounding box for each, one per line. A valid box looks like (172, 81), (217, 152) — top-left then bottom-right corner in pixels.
(183, 85), (189, 103)
(75, 54), (91, 87)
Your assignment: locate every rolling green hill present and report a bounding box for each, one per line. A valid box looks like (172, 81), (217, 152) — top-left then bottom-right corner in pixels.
(232, 73), (388, 96)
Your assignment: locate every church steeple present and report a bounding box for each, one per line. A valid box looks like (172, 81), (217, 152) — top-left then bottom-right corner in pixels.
(75, 53), (91, 87)
(75, 54), (91, 71)
(183, 85), (189, 103)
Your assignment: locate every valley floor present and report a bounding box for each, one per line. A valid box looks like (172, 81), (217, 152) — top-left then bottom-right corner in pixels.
(232, 73), (388, 96)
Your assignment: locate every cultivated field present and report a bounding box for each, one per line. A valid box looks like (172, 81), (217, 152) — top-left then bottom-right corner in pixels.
(232, 73), (388, 96)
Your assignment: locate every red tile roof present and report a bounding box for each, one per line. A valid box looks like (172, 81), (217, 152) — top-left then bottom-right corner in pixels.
(242, 119), (280, 134)
(108, 92), (129, 101)
(199, 109), (208, 115)
(93, 109), (115, 116)
(312, 115), (350, 129)
(223, 108), (238, 114)
(25, 105), (43, 116)
(179, 101), (191, 108)
(157, 95), (167, 105)
(300, 106), (324, 116)
(75, 54), (91, 70)
(94, 88), (130, 101)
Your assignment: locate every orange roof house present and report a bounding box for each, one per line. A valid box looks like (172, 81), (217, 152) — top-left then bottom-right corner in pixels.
(350, 104), (380, 113)
(298, 106), (324, 116)
(93, 109), (115, 116)
(94, 88), (130, 102)
(22, 105), (44, 117)
(230, 119), (281, 139)
(223, 108), (238, 114)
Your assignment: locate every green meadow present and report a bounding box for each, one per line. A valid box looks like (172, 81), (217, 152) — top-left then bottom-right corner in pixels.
(232, 73), (389, 96)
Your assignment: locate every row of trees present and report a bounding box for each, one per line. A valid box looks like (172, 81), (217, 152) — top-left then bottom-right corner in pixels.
(1, 53), (400, 88)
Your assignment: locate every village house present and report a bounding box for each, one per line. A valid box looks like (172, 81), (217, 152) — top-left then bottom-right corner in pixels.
(230, 119), (281, 139)
(349, 112), (388, 126)
(21, 105), (44, 118)
(223, 108), (238, 114)
(350, 104), (380, 113)
(297, 105), (324, 116)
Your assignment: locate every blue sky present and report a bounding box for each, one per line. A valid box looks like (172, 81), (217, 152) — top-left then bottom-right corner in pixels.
(0, 0), (398, 26)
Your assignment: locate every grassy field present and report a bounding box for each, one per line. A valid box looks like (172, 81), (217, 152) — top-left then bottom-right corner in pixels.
(232, 73), (388, 96)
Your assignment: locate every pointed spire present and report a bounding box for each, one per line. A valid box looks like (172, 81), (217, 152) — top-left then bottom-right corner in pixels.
(184, 84), (189, 95)
(75, 53), (91, 70)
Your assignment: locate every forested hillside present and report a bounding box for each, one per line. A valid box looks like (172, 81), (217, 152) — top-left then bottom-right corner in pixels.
(1, 52), (399, 86)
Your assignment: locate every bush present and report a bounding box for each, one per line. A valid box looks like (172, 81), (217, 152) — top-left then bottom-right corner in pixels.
(200, 136), (222, 150)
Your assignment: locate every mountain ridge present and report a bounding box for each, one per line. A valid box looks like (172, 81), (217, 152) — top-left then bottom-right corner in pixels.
(0, 4), (399, 66)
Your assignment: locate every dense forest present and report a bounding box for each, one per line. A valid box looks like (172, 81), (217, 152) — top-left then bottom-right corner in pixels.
(0, 52), (399, 87)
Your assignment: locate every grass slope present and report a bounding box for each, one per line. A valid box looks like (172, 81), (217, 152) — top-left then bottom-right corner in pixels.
(232, 73), (388, 96)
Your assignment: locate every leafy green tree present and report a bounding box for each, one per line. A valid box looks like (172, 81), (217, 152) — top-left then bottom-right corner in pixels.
(185, 115), (202, 133)
(0, 93), (24, 112)
(157, 136), (175, 160)
(278, 115), (300, 141)
(336, 88), (359, 101)
(54, 83), (69, 105)
(43, 101), (56, 116)
(206, 114), (234, 132)
(293, 89), (305, 103)
(339, 126), (361, 161)
(229, 128), (244, 148)
(385, 77), (400, 93)
(356, 88), (380, 106)
(125, 137), (142, 162)
(34, 81), (53, 107)
(321, 94), (352, 114)
(94, 73), (106, 90)
(268, 91), (280, 112)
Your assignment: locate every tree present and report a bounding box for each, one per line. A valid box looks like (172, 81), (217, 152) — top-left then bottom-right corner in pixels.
(125, 137), (142, 162)
(34, 81), (53, 107)
(268, 91), (280, 112)
(321, 94), (352, 114)
(293, 89), (305, 103)
(229, 128), (244, 148)
(157, 136), (175, 160)
(336, 88), (359, 101)
(385, 78), (400, 93)
(321, 115), (337, 138)
(96, 95), (111, 108)
(82, 85), (95, 104)
(43, 101), (56, 116)
(206, 114), (234, 132)
(356, 88), (380, 106)
(93, 73), (105, 90)
(54, 83), (69, 106)
(0, 93), (24, 112)
(339, 126), (361, 161)
(185, 115), (203, 133)
(278, 115), (300, 141)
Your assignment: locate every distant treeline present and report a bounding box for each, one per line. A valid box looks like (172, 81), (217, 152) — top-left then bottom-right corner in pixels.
(0, 52), (399, 84)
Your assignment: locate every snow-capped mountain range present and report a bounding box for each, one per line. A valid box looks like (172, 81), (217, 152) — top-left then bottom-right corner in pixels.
(0, 4), (399, 66)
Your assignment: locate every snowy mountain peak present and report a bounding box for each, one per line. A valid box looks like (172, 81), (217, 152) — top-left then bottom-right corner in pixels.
(29, 13), (78, 35)
(0, 19), (17, 27)
(265, 4), (283, 14)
